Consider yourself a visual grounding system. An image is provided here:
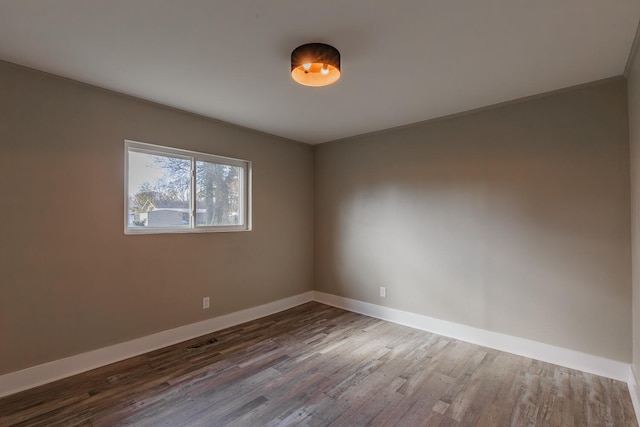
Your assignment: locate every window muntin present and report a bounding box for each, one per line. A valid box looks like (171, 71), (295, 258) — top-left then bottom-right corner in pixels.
(125, 140), (251, 234)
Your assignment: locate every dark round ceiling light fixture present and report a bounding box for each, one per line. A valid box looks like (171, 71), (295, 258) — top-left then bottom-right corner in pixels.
(291, 43), (341, 87)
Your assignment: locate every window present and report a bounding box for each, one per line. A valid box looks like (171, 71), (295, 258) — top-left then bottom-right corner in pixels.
(125, 140), (251, 234)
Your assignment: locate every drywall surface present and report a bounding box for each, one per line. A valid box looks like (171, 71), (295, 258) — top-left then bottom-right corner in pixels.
(628, 38), (640, 375)
(0, 61), (314, 374)
(315, 79), (632, 361)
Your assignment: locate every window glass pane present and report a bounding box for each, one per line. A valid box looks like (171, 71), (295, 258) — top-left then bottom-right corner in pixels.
(195, 161), (243, 226)
(128, 151), (191, 229)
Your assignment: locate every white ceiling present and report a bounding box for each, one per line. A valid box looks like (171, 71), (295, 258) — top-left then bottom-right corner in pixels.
(1, 1), (639, 144)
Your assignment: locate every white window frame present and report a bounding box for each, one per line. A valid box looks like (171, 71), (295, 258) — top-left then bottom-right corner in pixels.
(125, 140), (252, 234)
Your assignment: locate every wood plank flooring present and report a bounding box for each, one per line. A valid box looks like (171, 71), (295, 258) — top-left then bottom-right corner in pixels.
(0, 302), (637, 426)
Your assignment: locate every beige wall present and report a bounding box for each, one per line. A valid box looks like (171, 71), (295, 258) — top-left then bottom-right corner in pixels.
(315, 79), (632, 361)
(0, 56), (634, 376)
(628, 38), (640, 375)
(0, 61), (314, 375)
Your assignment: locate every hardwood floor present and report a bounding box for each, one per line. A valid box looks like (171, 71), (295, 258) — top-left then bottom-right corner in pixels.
(0, 302), (637, 426)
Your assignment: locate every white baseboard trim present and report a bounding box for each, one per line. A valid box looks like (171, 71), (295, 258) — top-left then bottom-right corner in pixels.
(0, 291), (314, 398)
(629, 365), (640, 425)
(312, 291), (631, 382)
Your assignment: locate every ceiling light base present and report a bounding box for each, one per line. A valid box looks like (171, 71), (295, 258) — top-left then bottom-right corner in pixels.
(291, 43), (341, 87)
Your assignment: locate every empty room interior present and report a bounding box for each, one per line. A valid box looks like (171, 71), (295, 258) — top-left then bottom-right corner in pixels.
(4, 1), (640, 426)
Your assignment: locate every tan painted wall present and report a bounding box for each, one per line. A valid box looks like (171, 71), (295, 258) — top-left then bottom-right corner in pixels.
(314, 79), (632, 361)
(628, 37), (640, 375)
(0, 61), (314, 375)
(0, 57), (633, 375)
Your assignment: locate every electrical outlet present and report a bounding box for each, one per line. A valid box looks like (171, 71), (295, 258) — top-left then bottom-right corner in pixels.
(380, 287), (387, 298)
(202, 297), (210, 309)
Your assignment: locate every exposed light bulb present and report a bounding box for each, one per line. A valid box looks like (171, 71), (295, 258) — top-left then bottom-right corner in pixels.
(303, 63), (311, 73)
(321, 64), (329, 75)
